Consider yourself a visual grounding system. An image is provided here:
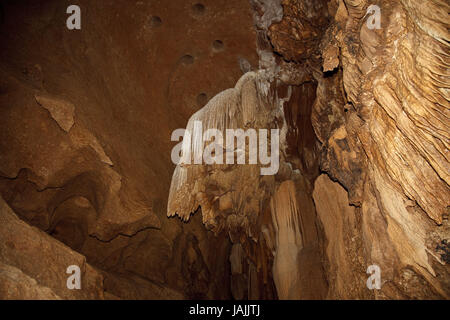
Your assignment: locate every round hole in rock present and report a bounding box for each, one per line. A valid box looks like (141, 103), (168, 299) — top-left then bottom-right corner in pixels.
(212, 40), (224, 52)
(196, 93), (208, 107)
(192, 3), (205, 16)
(150, 16), (162, 28)
(180, 54), (195, 65)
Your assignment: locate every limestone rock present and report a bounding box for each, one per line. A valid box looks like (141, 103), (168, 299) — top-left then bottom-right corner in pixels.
(0, 262), (62, 300)
(0, 196), (105, 299)
(0, 0), (448, 301)
(309, 0), (450, 298)
(35, 93), (75, 133)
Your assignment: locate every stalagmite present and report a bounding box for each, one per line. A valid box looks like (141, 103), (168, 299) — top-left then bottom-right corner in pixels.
(270, 180), (303, 299)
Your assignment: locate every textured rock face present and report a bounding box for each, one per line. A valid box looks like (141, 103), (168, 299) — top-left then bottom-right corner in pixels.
(309, 0), (449, 299)
(167, 67), (328, 299)
(268, 0), (330, 61)
(313, 174), (369, 299)
(0, 197), (104, 300)
(0, 0), (449, 300)
(168, 0), (449, 300)
(0, 0), (257, 299)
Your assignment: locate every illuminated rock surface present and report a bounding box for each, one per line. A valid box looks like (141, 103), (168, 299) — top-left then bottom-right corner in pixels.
(0, 0), (448, 299)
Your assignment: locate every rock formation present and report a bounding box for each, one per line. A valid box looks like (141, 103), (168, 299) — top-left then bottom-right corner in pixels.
(0, 0), (448, 300)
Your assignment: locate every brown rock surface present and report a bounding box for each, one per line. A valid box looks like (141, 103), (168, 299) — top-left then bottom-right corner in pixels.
(0, 196), (104, 299)
(0, 0), (257, 300)
(0, 0), (448, 300)
(309, 0), (450, 299)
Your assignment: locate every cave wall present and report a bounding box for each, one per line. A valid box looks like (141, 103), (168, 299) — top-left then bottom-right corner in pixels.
(0, 0), (258, 299)
(310, 0), (449, 299)
(0, 0), (448, 300)
(168, 0), (449, 300)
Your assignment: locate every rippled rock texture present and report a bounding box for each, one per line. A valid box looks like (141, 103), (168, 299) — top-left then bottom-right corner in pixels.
(0, 0), (448, 300)
(311, 0), (449, 299)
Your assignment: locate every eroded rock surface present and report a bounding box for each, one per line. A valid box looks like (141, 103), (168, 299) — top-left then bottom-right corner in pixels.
(0, 0), (257, 300)
(0, 197), (104, 299)
(168, 0), (449, 300)
(1, 0), (448, 300)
